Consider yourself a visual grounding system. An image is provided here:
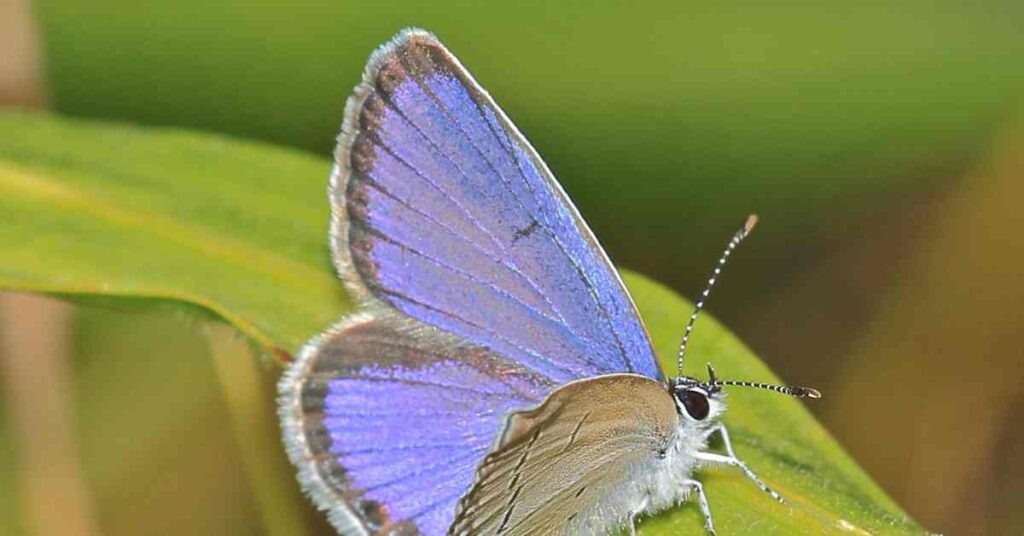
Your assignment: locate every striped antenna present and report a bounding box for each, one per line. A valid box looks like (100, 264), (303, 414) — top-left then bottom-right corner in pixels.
(675, 214), (758, 377)
(710, 379), (821, 399)
(703, 363), (820, 398)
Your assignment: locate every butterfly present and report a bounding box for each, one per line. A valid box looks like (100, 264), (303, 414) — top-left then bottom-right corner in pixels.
(277, 28), (819, 536)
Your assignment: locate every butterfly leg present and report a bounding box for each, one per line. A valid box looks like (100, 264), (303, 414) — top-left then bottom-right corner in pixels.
(696, 424), (784, 503)
(626, 496), (649, 536)
(683, 479), (717, 536)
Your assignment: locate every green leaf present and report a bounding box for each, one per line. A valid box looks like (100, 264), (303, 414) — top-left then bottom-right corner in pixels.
(0, 111), (926, 535)
(0, 110), (347, 352)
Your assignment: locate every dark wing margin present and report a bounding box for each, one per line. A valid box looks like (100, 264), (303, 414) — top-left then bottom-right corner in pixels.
(330, 28), (662, 384)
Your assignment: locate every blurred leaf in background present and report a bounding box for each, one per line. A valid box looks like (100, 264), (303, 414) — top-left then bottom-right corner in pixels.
(0, 293), (332, 536)
(827, 118), (1024, 535)
(32, 0), (1024, 298)
(70, 304), (262, 535)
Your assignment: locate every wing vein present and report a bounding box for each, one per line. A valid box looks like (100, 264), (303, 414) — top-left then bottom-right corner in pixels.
(374, 96), (511, 256)
(357, 130), (505, 255)
(402, 68), (573, 330)
(336, 374), (523, 400)
(357, 172), (563, 323)
(339, 442), (478, 455)
(468, 89), (637, 374)
(361, 447), (485, 493)
(353, 218), (585, 339)
(370, 285), (581, 379)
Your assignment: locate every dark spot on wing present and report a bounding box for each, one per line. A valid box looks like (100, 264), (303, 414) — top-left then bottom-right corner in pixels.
(354, 95), (387, 157)
(356, 498), (387, 530)
(374, 55), (409, 95)
(346, 181), (371, 221)
(511, 219), (540, 243)
(349, 131), (379, 175)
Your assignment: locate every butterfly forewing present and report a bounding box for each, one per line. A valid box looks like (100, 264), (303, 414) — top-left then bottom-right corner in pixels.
(335, 29), (660, 384)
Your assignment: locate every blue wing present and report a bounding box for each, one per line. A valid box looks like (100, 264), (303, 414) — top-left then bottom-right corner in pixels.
(279, 313), (552, 535)
(280, 28), (663, 536)
(334, 29), (660, 384)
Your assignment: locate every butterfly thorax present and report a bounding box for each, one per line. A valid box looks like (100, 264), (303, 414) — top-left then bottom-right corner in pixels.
(631, 388), (725, 520)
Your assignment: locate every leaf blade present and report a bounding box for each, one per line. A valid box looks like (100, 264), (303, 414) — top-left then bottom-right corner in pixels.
(0, 111), (926, 535)
(0, 111), (346, 351)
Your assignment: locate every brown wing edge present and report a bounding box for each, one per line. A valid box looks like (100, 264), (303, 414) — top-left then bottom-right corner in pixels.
(281, 27), (443, 535)
(329, 26), (445, 312)
(278, 311), (420, 535)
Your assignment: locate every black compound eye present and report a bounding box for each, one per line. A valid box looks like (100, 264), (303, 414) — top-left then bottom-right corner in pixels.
(677, 389), (710, 420)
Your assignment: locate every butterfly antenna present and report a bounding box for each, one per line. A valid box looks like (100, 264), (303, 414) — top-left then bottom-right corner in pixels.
(675, 214), (758, 377)
(704, 362), (820, 398)
(713, 379), (822, 398)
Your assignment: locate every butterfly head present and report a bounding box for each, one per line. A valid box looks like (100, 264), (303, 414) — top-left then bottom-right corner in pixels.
(670, 383), (721, 427)
(667, 363), (723, 427)
(669, 363), (820, 424)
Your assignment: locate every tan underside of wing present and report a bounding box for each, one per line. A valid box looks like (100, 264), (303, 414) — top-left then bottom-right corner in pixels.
(449, 374), (678, 536)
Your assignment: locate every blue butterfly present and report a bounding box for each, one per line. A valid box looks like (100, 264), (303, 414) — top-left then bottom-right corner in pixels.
(278, 28), (818, 536)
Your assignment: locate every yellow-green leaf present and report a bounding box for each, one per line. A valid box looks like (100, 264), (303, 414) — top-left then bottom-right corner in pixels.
(0, 111), (346, 353)
(0, 111), (926, 535)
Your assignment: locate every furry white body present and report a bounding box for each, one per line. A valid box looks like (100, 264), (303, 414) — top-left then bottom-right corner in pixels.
(564, 395), (726, 535)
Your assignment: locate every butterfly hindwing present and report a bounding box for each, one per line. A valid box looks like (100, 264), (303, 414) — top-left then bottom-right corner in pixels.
(279, 313), (553, 534)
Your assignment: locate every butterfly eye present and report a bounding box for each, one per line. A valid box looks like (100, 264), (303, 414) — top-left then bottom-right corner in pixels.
(677, 389), (710, 421)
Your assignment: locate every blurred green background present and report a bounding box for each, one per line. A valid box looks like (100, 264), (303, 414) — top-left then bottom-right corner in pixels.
(1, 1), (1022, 535)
